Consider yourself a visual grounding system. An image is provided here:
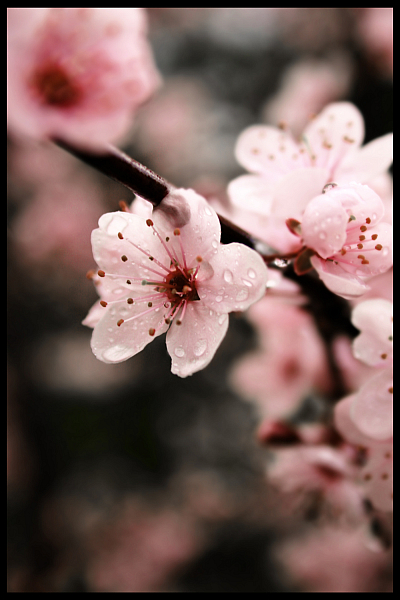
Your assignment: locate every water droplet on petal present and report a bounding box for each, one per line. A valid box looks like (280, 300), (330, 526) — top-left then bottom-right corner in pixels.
(102, 344), (133, 362)
(193, 339), (207, 357)
(274, 258), (289, 268)
(241, 279), (252, 287)
(247, 268), (256, 279)
(204, 206), (213, 216)
(215, 295), (223, 303)
(223, 269), (233, 283)
(174, 346), (185, 358)
(319, 232), (327, 240)
(236, 289), (249, 302)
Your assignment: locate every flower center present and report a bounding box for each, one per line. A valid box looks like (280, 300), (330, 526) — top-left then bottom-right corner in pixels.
(164, 268), (200, 304)
(31, 63), (81, 107)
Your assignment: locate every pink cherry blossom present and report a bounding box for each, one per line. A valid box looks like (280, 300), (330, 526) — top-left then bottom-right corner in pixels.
(349, 299), (393, 441)
(227, 102), (392, 253)
(334, 394), (393, 512)
(267, 444), (365, 523)
(229, 296), (329, 419)
(300, 182), (392, 299)
(83, 188), (269, 377)
(7, 8), (161, 150)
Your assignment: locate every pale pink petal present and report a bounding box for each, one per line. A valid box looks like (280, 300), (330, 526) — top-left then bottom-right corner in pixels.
(166, 303), (229, 377)
(82, 300), (106, 329)
(301, 193), (348, 258)
(334, 182), (385, 226)
(361, 443), (393, 511)
(336, 222), (392, 278)
(234, 125), (303, 180)
(271, 167), (329, 218)
(311, 256), (370, 299)
(303, 102), (364, 177)
(351, 299), (393, 366)
(91, 300), (169, 364)
(153, 189), (221, 265)
(197, 243), (268, 313)
(227, 174), (274, 215)
(335, 133), (393, 184)
(351, 370), (393, 440)
(334, 394), (378, 446)
(92, 211), (164, 282)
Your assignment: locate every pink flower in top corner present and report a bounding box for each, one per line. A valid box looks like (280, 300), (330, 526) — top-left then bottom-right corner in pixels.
(300, 182), (392, 299)
(227, 102), (392, 253)
(83, 189), (269, 377)
(7, 8), (161, 151)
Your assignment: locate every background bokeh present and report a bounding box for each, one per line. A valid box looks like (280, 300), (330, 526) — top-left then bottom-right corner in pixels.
(7, 8), (393, 592)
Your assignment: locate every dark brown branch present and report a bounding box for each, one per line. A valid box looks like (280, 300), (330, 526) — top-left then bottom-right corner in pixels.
(54, 139), (171, 206)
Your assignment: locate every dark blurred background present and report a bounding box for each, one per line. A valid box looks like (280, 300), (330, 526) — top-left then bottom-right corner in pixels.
(7, 8), (392, 592)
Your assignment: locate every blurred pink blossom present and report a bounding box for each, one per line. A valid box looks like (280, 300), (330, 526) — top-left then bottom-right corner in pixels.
(7, 8), (161, 150)
(229, 296), (329, 419)
(275, 525), (392, 592)
(355, 8), (393, 78)
(84, 188), (269, 377)
(263, 54), (353, 139)
(85, 503), (200, 592)
(334, 395), (392, 512)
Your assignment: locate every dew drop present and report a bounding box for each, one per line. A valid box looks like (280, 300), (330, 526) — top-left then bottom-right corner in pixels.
(247, 268), (256, 279)
(102, 344), (133, 362)
(215, 295), (223, 303)
(204, 206), (213, 216)
(382, 247), (389, 257)
(218, 314), (227, 326)
(174, 346), (185, 358)
(241, 279), (252, 287)
(224, 269), (234, 283)
(236, 289), (249, 302)
(193, 339), (207, 357)
(274, 258), (289, 268)
(319, 231), (327, 240)
(211, 240), (219, 249)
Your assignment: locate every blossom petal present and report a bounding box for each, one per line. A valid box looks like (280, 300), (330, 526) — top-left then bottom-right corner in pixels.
(271, 167), (329, 219)
(335, 133), (393, 184)
(90, 300), (169, 364)
(303, 102), (364, 177)
(227, 174), (274, 215)
(153, 188), (221, 265)
(351, 370), (393, 440)
(235, 125), (303, 180)
(198, 243), (268, 313)
(334, 394), (379, 446)
(166, 303), (229, 377)
(351, 299), (393, 366)
(301, 193), (348, 258)
(311, 256), (370, 299)
(92, 211), (164, 282)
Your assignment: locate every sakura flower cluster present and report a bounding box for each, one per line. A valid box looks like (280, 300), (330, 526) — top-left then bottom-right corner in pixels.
(7, 8), (161, 150)
(84, 189), (269, 377)
(224, 101), (392, 298)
